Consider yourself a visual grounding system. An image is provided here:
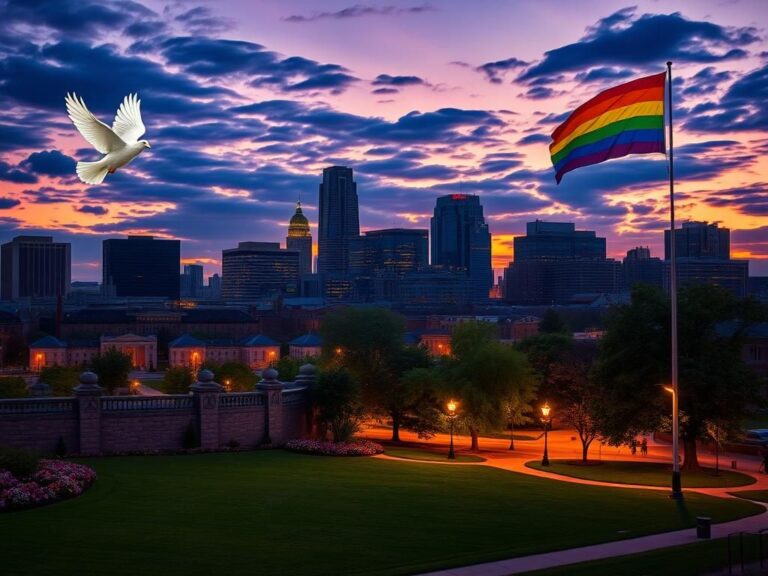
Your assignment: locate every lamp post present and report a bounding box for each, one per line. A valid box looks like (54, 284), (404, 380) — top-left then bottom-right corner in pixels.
(224, 379), (231, 393)
(131, 380), (139, 395)
(447, 399), (458, 460)
(541, 402), (552, 467)
(663, 386), (683, 498)
(35, 353), (43, 373)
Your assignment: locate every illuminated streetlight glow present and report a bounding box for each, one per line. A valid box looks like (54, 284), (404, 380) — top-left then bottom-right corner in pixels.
(541, 402), (552, 467)
(447, 399), (458, 459)
(663, 384), (682, 498)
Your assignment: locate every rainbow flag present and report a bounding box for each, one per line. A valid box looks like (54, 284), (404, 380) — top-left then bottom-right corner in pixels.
(550, 71), (666, 183)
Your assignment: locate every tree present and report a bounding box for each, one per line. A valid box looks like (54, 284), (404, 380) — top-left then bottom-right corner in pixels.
(594, 284), (765, 470)
(273, 356), (302, 382)
(550, 346), (601, 462)
(448, 322), (534, 451)
(203, 361), (258, 392)
(539, 309), (569, 335)
(39, 366), (81, 396)
(90, 348), (132, 394)
(0, 376), (27, 398)
(162, 366), (195, 394)
(516, 332), (573, 404)
(312, 368), (363, 443)
(503, 375), (538, 451)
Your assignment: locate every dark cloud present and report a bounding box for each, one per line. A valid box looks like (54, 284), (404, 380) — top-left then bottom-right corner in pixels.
(124, 20), (167, 38)
(22, 150), (76, 177)
(284, 4), (435, 23)
(574, 67), (636, 83)
(681, 66), (733, 96)
(284, 72), (359, 93)
(0, 198), (21, 209)
(0, 123), (50, 151)
(475, 57), (528, 84)
(684, 63), (768, 132)
(520, 9), (758, 81)
(372, 87), (399, 95)
(523, 86), (557, 100)
(174, 6), (233, 34)
(372, 74), (426, 87)
(77, 205), (109, 215)
(0, 160), (36, 183)
(517, 133), (551, 146)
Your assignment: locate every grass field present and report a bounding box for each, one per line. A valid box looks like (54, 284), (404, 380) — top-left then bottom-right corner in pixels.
(383, 445), (486, 462)
(527, 459), (756, 488)
(730, 489), (768, 503)
(0, 451), (762, 576)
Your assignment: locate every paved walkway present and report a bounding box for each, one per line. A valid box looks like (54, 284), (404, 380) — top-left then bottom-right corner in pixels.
(364, 427), (768, 575)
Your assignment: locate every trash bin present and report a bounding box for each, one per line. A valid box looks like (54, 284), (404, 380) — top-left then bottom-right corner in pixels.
(696, 517), (711, 539)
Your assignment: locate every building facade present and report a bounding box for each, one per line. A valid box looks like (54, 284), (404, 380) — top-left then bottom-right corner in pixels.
(430, 194), (492, 300)
(103, 236), (180, 299)
(624, 246), (663, 290)
(29, 334), (157, 370)
(221, 242), (299, 301)
(317, 166), (359, 276)
(168, 334), (280, 370)
(1, 236), (71, 300)
(286, 201), (313, 277)
(665, 221), (730, 260)
(181, 263), (204, 298)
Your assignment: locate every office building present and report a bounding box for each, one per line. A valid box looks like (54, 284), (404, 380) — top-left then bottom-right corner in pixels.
(317, 166), (359, 275)
(624, 246), (663, 290)
(221, 242), (299, 301)
(1, 236), (71, 300)
(665, 221), (729, 260)
(286, 201), (313, 277)
(181, 263), (204, 298)
(514, 220), (605, 260)
(430, 194), (492, 299)
(103, 236), (180, 299)
(361, 228), (428, 275)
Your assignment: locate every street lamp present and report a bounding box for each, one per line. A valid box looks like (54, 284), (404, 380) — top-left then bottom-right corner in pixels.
(447, 399), (458, 460)
(541, 402), (552, 466)
(663, 385), (683, 498)
(131, 380), (139, 395)
(35, 353), (43, 372)
(224, 379), (231, 393)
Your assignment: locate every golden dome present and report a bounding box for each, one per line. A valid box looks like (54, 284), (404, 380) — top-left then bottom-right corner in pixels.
(288, 201), (311, 238)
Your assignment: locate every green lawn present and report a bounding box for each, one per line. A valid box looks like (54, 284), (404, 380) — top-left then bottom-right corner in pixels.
(383, 445), (486, 462)
(527, 459), (756, 488)
(0, 451), (762, 576)
(730, 489), (768, 503)
(524, 538), (761, 576)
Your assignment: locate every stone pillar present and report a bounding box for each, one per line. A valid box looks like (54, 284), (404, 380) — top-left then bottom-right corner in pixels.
(74, 371), (103, 455)
(295, 364), (316, 437)
(191, 369), (222, 449)
(257, 368), (284, 445)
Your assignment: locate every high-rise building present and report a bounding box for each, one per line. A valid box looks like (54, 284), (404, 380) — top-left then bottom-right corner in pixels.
(665, 221), (730, 260)
(504, 221), (621, 304)
(286, 201), (313, 277)
(103, 236), (180, 299)
(514, 220), (605, 260)
(430, 194), (492, 300)
(317, 166), (359, 275)
(181, 263), (204, 298)
(221, 242), (299, 301)
(1, 236), (71, 300)
(624, 246), (663, 290)
(361, 229), (428, 275)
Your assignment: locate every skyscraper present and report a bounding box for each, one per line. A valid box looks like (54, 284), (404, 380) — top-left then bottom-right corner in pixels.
(623, 246), (663, 290)
(665, 221), (730, 260)
(430, 194), (492, 299)
(286, 201), (313, 276)
(514, 221), (605, 260)
(221, 242), (299, 301)
(181, 263), (204, 298)
(361, 229), (429, 275)
(317, 166), (359, 275)
(1, 236), (71, 300)
(103, 236), (180, 299)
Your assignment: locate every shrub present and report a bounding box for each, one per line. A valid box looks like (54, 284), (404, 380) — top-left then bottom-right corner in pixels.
(54, 437), (67, 458)
(0, 376), (28, 398)
(0, 460), (97, 512)
(182, 421), (198, 449)
(0, 446), (40, 479)
(162, 366), (194, 394)
(284, 439), (383, 456)
(90, 348), (132, 393)
(39, 366), (81, 396)
(202, 361), (257, 392)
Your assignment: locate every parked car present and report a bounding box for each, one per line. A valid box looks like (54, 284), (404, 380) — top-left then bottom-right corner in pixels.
(741, 429), (768, 447)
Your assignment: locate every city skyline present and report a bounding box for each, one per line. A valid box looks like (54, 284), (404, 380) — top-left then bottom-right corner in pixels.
(0, 0), (766, 281)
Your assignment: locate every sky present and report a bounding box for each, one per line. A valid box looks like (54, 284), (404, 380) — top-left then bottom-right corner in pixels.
(0, 0), (766, 282)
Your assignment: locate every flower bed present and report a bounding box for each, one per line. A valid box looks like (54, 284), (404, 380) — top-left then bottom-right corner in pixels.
(0, 460), (97, 512)
(284, 439), (384, 457)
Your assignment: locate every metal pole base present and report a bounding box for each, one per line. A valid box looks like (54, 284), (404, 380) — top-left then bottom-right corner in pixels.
(670, 471), (683, 499)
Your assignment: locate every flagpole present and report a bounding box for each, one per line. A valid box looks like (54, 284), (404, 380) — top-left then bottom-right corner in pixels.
(667, 60), (682, 499)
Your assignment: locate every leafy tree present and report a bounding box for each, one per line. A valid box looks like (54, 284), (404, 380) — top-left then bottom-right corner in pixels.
(516, 332), (573, 404)
(39, 366), (81, 396)
(90, 348), (132, 394)
(312, 368), (363, 443)
(273, 356), (302, 382)
(503, 375), (538, 451)
(391, 366), (445, 441)
(448, 322), (534, 451)
(0, 376), (27, 398)
(594, 284), (765, 470)
(162, 366), (195, 394)
(203, 361), (257, 392)
(539, 309), (569, 335)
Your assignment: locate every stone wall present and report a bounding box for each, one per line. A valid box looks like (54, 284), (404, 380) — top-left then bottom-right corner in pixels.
(0, 367), (312, 455)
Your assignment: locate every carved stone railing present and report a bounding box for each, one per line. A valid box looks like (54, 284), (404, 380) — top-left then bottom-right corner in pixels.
(101, 395), (194, 411)
(0, 397), (76, 414)
(219, 392), (265, 408)
(282, 387), (308, 406)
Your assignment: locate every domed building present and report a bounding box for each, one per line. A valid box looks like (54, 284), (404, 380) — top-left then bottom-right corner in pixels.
(286, 201), (312, 276)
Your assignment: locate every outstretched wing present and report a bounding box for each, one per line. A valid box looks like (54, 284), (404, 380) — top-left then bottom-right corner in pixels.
(112, 93), (145, 144)
(65, 93), (125, 154)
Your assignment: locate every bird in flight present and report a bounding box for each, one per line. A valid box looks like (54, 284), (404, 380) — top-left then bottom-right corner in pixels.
(65, 93), (151, 185)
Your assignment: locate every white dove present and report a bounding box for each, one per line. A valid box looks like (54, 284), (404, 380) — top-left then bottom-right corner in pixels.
(65, 93), (151, 185)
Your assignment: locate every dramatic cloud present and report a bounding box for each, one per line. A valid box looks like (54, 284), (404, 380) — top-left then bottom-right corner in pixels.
(22, 150), (76, 177)
(284, 4), (434, 23)
(77, 205), (109, 215)
(519, 9), (759, 82)
(475, 57), (528, 84)
(372, 74), (427, 87)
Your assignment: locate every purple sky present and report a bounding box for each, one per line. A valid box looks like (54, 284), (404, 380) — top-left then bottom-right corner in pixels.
(0, 0), (766, 281)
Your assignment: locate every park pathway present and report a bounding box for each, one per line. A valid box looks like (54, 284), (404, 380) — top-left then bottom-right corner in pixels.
(364, 427), (768, 575)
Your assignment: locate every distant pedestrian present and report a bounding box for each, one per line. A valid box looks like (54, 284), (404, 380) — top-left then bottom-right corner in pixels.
(630, 438), (637, 456)
(640, 437), (648, 457)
